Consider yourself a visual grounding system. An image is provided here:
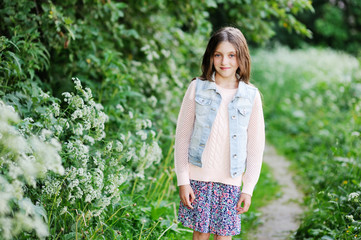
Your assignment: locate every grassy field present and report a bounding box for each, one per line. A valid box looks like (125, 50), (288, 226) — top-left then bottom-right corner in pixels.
(252, 46), (361, 239)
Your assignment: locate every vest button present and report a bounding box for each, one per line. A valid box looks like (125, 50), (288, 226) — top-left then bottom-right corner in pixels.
(233, 172), (237, 176)
(211, 107), (216, 111)
(232, 135), (237, 139)
(231, 115), (236, 120)
(233, 154), (237, 158)
(200, 144), (205, 147)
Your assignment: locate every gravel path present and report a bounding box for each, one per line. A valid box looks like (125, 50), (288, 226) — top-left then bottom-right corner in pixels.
(250, 144), (305, 240)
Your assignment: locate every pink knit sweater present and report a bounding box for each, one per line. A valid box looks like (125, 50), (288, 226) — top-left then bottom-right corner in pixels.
(174, 80), (265, 196)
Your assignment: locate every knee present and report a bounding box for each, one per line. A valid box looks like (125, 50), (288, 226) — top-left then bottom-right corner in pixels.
(193, 231), (211, 240)
(214, 235), (232, 240)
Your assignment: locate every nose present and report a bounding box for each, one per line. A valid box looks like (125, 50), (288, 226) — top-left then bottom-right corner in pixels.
(222, 56), (229, 65)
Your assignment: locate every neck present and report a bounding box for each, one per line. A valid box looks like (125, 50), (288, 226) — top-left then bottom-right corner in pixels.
(215, 73), (238, 89)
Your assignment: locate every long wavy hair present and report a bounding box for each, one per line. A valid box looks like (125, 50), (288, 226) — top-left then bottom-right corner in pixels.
(200, 27), (251, 84)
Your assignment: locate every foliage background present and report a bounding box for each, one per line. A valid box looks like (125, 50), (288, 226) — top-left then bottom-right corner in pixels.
(1, 0), (360, 239)
(274, 0), (361, 56)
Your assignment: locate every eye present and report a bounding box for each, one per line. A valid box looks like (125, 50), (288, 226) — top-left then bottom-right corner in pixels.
(229, 54), (236, 58)
(214, 53), (221, 57)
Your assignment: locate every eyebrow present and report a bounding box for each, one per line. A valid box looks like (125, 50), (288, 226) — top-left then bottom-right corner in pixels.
(214, 51), (236, 54)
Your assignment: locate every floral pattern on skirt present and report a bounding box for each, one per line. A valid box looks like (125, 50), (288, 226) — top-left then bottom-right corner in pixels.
(178, 180), (241, 236)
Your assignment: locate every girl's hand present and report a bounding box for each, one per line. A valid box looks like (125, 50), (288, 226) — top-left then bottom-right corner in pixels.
(236, 192), (252, 214)
(179, 184), (195, 209)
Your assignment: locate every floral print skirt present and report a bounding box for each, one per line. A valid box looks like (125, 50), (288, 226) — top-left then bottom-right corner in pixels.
(178, 180), (241, 236)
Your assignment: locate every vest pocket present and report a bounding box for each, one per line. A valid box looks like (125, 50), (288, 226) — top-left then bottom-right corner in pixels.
(237, 107), (248, 116)
(195, 96), (212, 116)
(237, 104), (252, 127)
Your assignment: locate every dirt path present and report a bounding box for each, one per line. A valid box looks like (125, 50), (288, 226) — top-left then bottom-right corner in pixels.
(250, 144), (304, 240)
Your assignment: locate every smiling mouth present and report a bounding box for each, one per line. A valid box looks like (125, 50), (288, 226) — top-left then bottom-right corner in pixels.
(220, 67), (230, 70)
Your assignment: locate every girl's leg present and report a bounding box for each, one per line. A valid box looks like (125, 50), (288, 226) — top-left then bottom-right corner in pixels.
(193, 230), (211, 240)
(213, 234), (232, 240)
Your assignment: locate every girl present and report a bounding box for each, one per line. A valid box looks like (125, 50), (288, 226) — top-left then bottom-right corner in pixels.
(174, 27), (265, 240)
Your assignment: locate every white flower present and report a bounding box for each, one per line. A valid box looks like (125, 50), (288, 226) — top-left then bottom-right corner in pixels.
(348, 192), (360, 202)
(72, 96), (84, 109)
(136, 130), (147, 141)
(19, 198), (35, 216)
(77, 168), (84, 176)
(150, 130), (156, 138)
(0, 102), (19, 123)
(33, 215), (49, 238)
(8, 164), (22, 180)
(71, 109), (83, 120)
(83, 121), (91, 130)
(52, 103), (60, 117)
(84, 135), (95, 145)
(62, 92), (72, 102)
(139, 142), (147, 158)
(148, 95), (157, 107)
(129, 111), (134, 119)
(73, 77), (82, 90)
(140, 217), (148, 224)
(116, 104), (124, 112)
(106, 141), (113, 151)
(94, 103), (103, 111)
(346, 215), (355, 221)
(74, 123), (84, 136)
(40, 90), (50, 99)
(40, 129), (53, 140)
(60, 206), (68, 215)
(292, 110), (305, 118)
(0, 217), (12, 239)
(135, 119), (143, 130)
(85, 87), (92, 101)
(23, 117), (34, 123)
(119, 134), (125, 141)
(145, 119), (152, 128)
(115, 141), (123, 152)
(53, 124), (63, 134)
(0, 178), (12, 214)
(351, 131), (360, 137)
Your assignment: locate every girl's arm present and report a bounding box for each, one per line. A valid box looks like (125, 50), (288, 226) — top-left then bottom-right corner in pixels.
(241, 90), (265, 196)
(174, 80), (196, 186)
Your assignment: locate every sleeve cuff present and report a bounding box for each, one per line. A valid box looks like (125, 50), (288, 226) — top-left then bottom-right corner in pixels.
(241, 184), (255, 197)
(177, 171), (190, 186)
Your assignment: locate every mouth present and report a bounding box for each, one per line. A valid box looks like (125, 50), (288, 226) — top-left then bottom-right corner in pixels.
(220, 67), (231, 70)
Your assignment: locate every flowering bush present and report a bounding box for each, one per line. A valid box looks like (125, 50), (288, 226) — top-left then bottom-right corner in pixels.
(0, 101), (63, 239)
(1, 77), (164, 238)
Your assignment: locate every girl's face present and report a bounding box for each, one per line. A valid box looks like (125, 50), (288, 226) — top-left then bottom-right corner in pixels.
(213, 41), (238, 82)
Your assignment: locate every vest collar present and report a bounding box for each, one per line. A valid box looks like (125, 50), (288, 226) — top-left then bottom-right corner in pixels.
(203, 72), (250, 99)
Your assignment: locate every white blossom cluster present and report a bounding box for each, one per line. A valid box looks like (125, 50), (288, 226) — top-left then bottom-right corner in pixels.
(0, 101), (64, 240)
(40, 77), (163, 218)
(348, 192), (360, 202)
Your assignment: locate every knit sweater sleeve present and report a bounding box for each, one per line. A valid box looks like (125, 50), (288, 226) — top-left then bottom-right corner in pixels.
(174, 80), (196, 186)
(241, 90), (265, 196)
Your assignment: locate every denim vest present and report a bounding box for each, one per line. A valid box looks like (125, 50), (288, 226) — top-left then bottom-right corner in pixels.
(188, 77), (257, 178)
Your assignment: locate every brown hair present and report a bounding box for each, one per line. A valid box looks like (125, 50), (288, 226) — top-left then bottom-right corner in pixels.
(200, 27), (251, 84)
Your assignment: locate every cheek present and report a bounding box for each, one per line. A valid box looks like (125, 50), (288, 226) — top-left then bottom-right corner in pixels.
(213, 57), (219, 65)
(231, 58), (238, 66)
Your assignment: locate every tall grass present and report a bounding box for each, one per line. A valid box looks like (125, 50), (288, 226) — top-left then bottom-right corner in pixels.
(252, 46), (361, 239)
